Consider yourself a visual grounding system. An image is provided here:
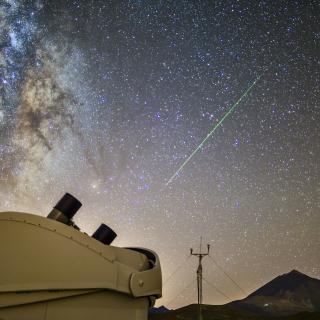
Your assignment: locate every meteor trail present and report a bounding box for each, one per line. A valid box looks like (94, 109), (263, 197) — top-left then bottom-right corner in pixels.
(166, 74), (262, 186)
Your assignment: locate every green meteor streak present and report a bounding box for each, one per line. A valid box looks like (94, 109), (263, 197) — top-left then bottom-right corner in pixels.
(166, 74), (262, 186)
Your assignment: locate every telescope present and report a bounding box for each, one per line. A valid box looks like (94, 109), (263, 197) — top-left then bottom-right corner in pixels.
(0, 193), (162, 320)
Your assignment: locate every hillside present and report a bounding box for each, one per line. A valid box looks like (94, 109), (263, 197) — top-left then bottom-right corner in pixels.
(231, 269), (320, 316)
(149, 304), (320, 320)
(150, 270), (320, 319)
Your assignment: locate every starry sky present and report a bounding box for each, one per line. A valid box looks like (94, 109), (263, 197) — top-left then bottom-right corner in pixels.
(0, 0), (319, 309)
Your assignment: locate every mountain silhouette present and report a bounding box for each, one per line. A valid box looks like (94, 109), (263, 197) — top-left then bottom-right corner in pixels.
(231, 270), (320, 316)
(149, 270), (320, 319)
(150, 306), (171, 314)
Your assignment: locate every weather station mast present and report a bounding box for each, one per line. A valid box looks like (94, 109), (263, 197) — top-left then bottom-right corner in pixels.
(190, 238), (210, 305)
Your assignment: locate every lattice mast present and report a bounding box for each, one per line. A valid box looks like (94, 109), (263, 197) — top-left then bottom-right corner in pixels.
(190, 238), (210, 304)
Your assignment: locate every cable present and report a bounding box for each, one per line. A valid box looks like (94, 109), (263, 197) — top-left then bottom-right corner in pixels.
(166, 279), (196, 307)
(208, 255), (247, 296)
(203, 277), (231, 301)
(163, 255), (191, 287)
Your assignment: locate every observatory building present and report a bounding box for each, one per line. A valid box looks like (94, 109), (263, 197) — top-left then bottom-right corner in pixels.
(0, 193), (162, 320)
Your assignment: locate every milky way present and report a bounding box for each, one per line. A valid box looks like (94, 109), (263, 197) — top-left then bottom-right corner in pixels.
(0, 0), (319, 308)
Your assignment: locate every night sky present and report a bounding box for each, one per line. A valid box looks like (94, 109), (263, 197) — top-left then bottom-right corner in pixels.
(0, 0), (319, 308)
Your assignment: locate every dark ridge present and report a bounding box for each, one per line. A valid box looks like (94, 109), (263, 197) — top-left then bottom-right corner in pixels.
(149, 306), (170, 314)
(248, 269), (319, 298)
(229, 270), (320, 316)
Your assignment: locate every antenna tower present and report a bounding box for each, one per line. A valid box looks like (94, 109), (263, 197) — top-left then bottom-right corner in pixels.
(190, 237), (210, 304)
